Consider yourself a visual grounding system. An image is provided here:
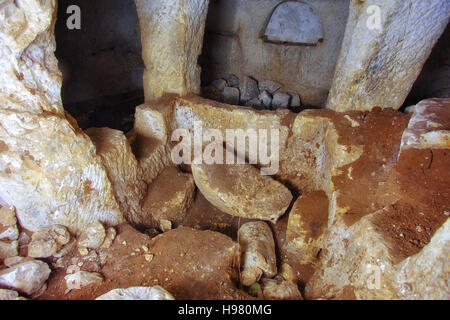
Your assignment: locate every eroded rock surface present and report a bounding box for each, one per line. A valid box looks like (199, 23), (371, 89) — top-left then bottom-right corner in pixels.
(0, 260), (50, 296)
(96, 286), (174, 300)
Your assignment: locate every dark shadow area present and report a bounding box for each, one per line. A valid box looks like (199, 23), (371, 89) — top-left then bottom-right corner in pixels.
(55, 0), (145, 132)
(403, 24), (450, 108)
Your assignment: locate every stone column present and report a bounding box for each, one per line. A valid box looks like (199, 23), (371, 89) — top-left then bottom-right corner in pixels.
(326, 0), (450, 112)
(135, 0), (210, 101)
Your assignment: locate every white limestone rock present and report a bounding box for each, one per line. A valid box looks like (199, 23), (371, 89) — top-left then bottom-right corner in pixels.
(0, 206), (19, 241)
(96, 286), (175, 300)
(77, 222), (106, 249)
(65, 270), (103, 292)
(0, 240), (18, 260)
(263, 1), (323, 45)
(0, 260), (50, 296)
(28, 225), (71, 258)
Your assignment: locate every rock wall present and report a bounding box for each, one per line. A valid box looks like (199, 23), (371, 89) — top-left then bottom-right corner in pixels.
(0, 0), (123, 234)
(201, 0), (350, 107)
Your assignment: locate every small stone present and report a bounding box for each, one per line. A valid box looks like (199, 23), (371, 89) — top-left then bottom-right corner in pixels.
(0, 206), (16, 226)
(96, 286), (175, 300)
(290, 93), (301, 108)
(272, 93), (291, 109)
(28, 225), (71, 258)
(18, 233), (30, 246)
(0, 289), (20, 300)
(0, 260), (51, 296)
(142, 245), (149, 252)
(238, 222), (277, 286)
(259, 90), (273, 109)
(224, 74), (239, 88)
(65, 270), (103, 292)
(211, 79), (227, 91)
(78, 247), (89, 256)
(222, 86), (240, 105)
(3, 256), (30, 268)
(144, 254), (154, 262)
(160, 219), (172, 232)
(245, 98), (263, 109)
(258, 80), (282, 94)
(202, 85), (222, 101)
(239, 76), (259, 104)
(0, 240), (18, 260)
(261, 277), (303, 300)
(0, 206), (18, 241)
(100, 227), (117, 249)
(78, 222), (106, 249)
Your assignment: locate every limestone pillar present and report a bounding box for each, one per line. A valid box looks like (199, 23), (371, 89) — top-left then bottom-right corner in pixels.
(327, 0), (450, 112)
(134, 0), (210, 101)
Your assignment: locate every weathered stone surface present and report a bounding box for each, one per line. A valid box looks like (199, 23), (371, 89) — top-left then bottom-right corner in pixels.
(65, 270), (103, 292)
(395, 218), (450, 300)
(259, 90), (272, 109)
(211, 79), (227, 92)
(290, 94), (301, 108)
(238, 222), (277, 286)
(0, 240), (18, 260)
(28, 225), (70, 258)
(224, 74), (239, 88)
(239, 76), (259, 104)
(261, 277), (303, 300)
(0, 288), (20, 300)
(78, 222), (106, 249)
(96, 286), (174, 300)
(0, 260), (50, 296)
(0, 206), (18, 241)
(3, 256), (30, 268)
(327, 0), (450, 111)
(135, 0), (209, 100)
(245, 98), (263, 109)
(286, 190), (329, 264)
(0, 1), (123, 235)
(140, 166), (195, 229)
(399, 98), (450, 151)
(86, 127), (146, 225)
(172, 95), (292, 162)
(100, 227), (117, 249)
(222, 86), (240, 105)
(264, 1), (323, 45)
(279, 110), (363, 196)
(272, 93), (291, 109)
(192, 163), (292, 223)
(258, 80), (282, 94)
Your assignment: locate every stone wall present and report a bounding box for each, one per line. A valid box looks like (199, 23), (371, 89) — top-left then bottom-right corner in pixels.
(200, 0), (350, 107)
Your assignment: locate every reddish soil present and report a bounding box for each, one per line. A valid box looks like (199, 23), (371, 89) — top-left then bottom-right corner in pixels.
(39, 224), (250, 300)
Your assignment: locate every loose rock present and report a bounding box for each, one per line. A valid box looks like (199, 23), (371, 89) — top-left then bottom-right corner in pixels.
(0, 240), (18, 260)
(222, 86), (240, 105)
(238, 222), (277, 286)
(261, 277), (303, 300)
(245, 98), (263, 109)
(0, 289), (20, 300)
(96, 286), (174, 300)
(192, 163), (292, 223)
(224, 74), (239, 88)
(78, 222), (106, 249)
(211, 79), (227, 91)
(100, 227), (117, 249)
(0, 206), (18, 241)
(0, 260), (51, 296)
(258, 80), (282, 94)
(28, 225), (71, 258)
(65, 270), (103, 292)
(272, 93), (291, 109)
(239, 76), (259, 104)
(259, 90), (273, 109)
